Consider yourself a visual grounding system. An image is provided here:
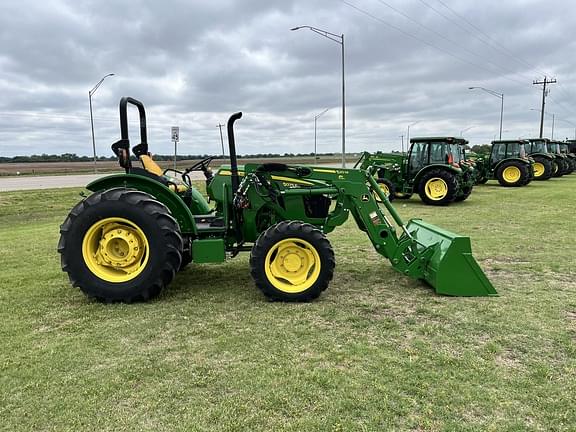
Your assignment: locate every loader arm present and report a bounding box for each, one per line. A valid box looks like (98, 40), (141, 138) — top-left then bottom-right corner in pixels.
(239, 164), (497, 297)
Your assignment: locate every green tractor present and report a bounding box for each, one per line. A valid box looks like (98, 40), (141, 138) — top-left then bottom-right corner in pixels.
(472, 140), (533, 187)
(355, 137), (475, 206)
(525, 138), (564, 179)
(549, 140), (574, 175)
(560, 142), (576, 172)
(58, 97), (496, 303)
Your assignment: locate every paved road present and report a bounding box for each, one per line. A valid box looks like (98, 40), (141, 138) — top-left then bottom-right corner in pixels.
(0, 162), (354, 192)
(0, 172), (205, 192)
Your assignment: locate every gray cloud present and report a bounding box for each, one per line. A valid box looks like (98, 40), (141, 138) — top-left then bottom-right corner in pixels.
(0, 0), (575, 158)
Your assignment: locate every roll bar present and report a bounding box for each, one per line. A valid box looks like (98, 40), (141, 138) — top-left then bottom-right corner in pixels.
(111, 96), (148, 172)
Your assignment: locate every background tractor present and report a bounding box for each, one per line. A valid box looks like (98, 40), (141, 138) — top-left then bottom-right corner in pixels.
(560, 142), (576, 172)
(355, 137), (475, 206)
(548, 140), (573, 175)
(58, 97), (496, 303)
(525, 138), (564, 179)
(472, 140), (533, 187)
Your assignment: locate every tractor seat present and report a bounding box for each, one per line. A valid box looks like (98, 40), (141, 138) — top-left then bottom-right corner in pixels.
(137, 154), (189, 193)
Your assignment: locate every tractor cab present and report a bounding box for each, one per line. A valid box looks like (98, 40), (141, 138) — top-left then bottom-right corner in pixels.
(489, 140), (530, 163)
(407, 137), (464, 176)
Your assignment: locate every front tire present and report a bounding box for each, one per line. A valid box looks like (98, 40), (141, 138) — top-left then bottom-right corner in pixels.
(375, 178), (396, 202)
(417, 169), (458, 206)
(58, 188), (183, 302)
(454, 185), (473, 202)
(250, 221), (335, 302)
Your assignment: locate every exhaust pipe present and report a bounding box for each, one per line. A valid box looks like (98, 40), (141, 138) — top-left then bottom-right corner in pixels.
(227, 112), (243, 196)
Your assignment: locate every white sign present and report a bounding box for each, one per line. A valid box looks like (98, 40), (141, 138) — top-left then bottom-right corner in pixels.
(171, 126), (180, 142)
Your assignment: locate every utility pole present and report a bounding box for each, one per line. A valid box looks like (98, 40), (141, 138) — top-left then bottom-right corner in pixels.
(217, 123), (225, 156)
(533, 76), (557, 138)
(551, 114), (555, 139)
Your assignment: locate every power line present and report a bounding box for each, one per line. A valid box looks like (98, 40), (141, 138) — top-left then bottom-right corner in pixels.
(432, 0), (551, 77)
(341, 1), (527, 86)
(371, 0), (540, 84)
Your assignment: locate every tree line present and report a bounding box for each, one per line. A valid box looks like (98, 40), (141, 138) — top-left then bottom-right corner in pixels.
(0, 152), (339, 163)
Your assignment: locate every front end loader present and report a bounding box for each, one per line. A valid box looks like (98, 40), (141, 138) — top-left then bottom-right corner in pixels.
(58, 97), (496, 303)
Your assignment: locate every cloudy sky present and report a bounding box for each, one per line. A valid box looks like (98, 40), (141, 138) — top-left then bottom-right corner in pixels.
(0, 0), (575, 158)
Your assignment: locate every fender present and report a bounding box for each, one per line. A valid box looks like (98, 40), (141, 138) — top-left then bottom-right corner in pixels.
(530, 152), (554, 160)
(493, 157), (531, 172)
(413, 164), (462, 186)
(86, 174), (197, 235)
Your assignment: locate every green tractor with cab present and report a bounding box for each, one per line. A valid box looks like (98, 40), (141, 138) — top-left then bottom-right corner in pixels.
(355, 137), (475, 206)
(525, 138), (565, 179)
(58, 97), (496, 303)
(472, 140), (533, 187)
(548, 140), (574, 175)
(560, 142), (576, 172)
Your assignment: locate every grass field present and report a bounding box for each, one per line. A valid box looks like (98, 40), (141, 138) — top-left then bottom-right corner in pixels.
(1, 177), (575, 431)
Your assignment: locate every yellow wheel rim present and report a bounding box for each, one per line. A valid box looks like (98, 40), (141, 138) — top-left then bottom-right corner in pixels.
(264, 238), (321, 293)
(502, 166), (521, 183)
(533, 162), (545, 177)
(374, 182), (390, 202)
(82, 217), (149, 283)
(424, 178), (448, 201)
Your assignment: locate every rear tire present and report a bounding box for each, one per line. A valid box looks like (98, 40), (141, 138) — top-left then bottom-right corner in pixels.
(417, 169), (458, 206)
(496, 161), (527, 187)
(532, 156), (553, 180)
(250, 221), (335, 302)
(58, 188), (183, 302)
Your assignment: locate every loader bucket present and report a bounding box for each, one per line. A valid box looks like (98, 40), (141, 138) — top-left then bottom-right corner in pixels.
(406, 219), (497, 296)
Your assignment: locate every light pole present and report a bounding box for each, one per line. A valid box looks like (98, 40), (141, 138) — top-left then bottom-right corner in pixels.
(530, 108), (576, 140)
(314, 108), (331, 163)
(468, 86), (504, 140)
(460, 126), (475, 137)
(217, 123), (225, 156)
(399, 135), (404, 152)
(406, 121), (419, 153)
(89, 74), (115, 173)
(530, 108), (559, 138)
(291, 25), (346, 167)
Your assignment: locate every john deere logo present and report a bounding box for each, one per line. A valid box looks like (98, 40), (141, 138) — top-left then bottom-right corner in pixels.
(361, 194), (370, 202)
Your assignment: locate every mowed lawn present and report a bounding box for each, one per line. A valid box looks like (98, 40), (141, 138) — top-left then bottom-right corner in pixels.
(0, 176), (575, 431)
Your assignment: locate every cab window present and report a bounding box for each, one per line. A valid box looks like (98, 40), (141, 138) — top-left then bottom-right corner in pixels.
(430, 142), (449, 164)
(409, 142), (428, 172)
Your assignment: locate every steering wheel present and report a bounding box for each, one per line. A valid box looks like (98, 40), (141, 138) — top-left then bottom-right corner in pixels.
(182, 156), (215, 186)
(185, 156), (214, 173)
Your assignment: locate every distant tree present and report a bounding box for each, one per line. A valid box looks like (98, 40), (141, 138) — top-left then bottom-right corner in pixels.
(471, 144), (491, 154)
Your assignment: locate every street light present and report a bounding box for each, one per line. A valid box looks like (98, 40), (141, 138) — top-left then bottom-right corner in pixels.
(89, 73), (115, 173)
(468, 86), (504, 140)
(217, 123), (225, 156)
(313, 108), (331, 163)
(460, 126), (475, 137)
(291, 25), (346, 167)
(406, 121), (419, 154)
